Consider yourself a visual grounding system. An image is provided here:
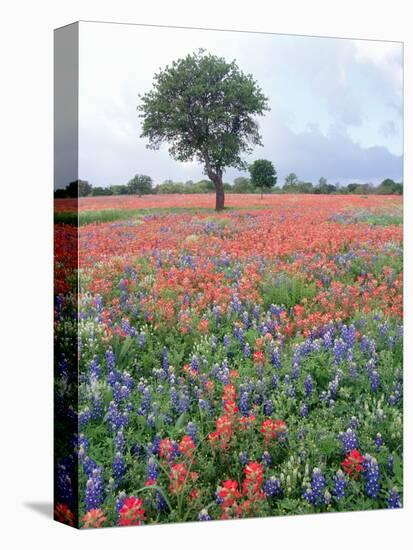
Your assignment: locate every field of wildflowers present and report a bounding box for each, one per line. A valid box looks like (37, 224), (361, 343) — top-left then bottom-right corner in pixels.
(54, 194), (403, 528)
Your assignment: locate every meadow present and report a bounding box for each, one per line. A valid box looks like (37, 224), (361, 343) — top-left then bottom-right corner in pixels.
(54, 194), (403, 528)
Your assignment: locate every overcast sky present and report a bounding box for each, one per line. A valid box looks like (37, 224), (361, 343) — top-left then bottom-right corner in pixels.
(77, 22), (403, 187)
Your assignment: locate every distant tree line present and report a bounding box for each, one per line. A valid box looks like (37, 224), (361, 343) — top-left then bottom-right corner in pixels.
(54, 174), (403, 198)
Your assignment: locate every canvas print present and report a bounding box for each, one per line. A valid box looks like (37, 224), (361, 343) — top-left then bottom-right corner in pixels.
(54, 22), (403, 528)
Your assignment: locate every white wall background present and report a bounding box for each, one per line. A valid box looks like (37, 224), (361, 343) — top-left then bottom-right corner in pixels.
(0, 1), (411, 548)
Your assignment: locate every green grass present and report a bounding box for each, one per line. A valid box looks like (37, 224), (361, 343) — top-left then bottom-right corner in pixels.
(261, 273), (317, 309)
(55, 205), (268, 225)
(362, 213), (403, 226)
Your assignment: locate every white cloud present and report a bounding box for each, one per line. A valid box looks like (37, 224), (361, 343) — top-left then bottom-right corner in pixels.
(75, 22), (403, 188)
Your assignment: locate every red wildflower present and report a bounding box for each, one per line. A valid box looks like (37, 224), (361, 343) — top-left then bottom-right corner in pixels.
(169, 463), (188, 495)
(253, 350), (266, 364)
(218, 479), (242, 507)
(159, 438), (174, 461)
(341, 449), (364, 478)
(223, 383), (237, 402)
(54, 503), (75, 526)
(179, 435), (195, 458)
(261, 418), (287, 442)
(242, 462), (264, 497)
(82, 508), (107, 528)
(118, 497), (146, 526)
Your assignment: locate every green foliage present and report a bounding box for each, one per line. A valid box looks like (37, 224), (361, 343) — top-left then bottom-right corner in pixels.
(127, 174), (153, 196)
(138, 49), (269, 209)
(54, 179), (92, 198)
(261, 273), (317, 309)
(232, 176), (254, 193)
(91, 186), (113, 196)
(284, 172), (299, 187)
(249, 159), (277, 196)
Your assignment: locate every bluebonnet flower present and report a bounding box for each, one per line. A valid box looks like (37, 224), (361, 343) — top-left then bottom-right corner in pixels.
(147, 434), (161, 456)
(285, 378), (296, 398)
(115, 491), (126, 514)
(349, 416), (359, 430)
(300, 403), (309, 417)
(387, 488), (402, 509)
(198, 509), (212, 520)
(82, 456), (98, 478)
(363, 454), (380, 498)
(264, 477), (283, 498)
(338, 428), (358, 453)
(105, 348), (116, 371)
(243, 343), (251, 358)
(131, 442), (143, 457)
(89, 356), (101, 380)
(388, 382), (402, 406)
(304, 375), (313, 397)
(169, 387), (179, 411)
(239, 392), (250, 416)
(198, 398), (208, 412)
(253, 305), (260, 321)
(85, 467), (105, 511)
(154, 490), (168, 512)
(348, 362), (358, 378)
(137, 329), (146, 348)
(115, 430), (125, 452)
(333, 338), (347, 364)
(270, 347), (282, 369)
(223, 334), (231, 347)
(107, 401), (129, 431)
(303, 468), (326, 506)
(56, 458), (74, 506)
(90, 394), (103, 420)
(186, 421), (197, 442)
(240, 309), (249, 326)
(332, 470), (347, 501)
(340, 324), (356, 347)
(112, 452), (126, 484)
(261, 451), (272, 467)
(323, 330), (334, 350)
(233, 325), (244, 344)
(292, 363), (300, 380)
(178, 391), (190, 414)
(190, 355), (199, 372)
(78, 433), (89, 456)
(239, 451), (249, 465)
(146, 457), (159, 483)
(369, 370), (380, 392)
(375, 433), (383, 449)
(79, 407), (92, 427)
(263, 399), (273, 415)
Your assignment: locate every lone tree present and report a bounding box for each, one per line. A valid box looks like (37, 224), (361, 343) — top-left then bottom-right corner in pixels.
(66, 179), (92, 198)
(284, 172), (299, 189)
(138, 50), (269, 211)
(249, 159), (277, 198)
(127, 174), (153, 197)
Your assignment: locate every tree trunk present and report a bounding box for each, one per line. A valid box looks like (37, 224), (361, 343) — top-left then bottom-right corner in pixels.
(214, 174), (225, 211)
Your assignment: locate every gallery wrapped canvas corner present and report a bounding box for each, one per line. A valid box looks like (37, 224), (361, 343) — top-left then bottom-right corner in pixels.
(54, 21), (403, 529)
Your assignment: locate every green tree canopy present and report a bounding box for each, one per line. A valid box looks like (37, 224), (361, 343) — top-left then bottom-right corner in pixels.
(284, 172), (299, 188)
(248, 159), (277, 198)
(127, 174), (153, 196)
(138, 49), (269, 210)
(233, 176), (253, 193)
(66, 179), (92, 198)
